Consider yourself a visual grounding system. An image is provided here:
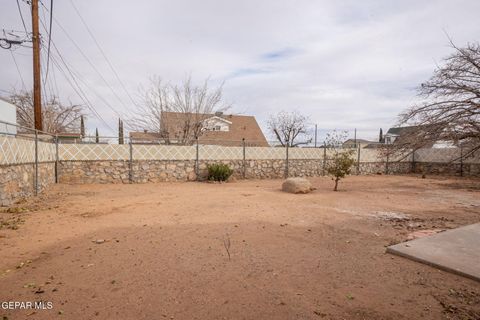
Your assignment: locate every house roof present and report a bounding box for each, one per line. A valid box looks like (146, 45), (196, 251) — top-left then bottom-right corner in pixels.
(385, 126), (419, 136)
(343, 139), (374, 144)
(57, 133), (82, 138)
(159, 112), (269, 146)
(364, 142), (384, 149)
(129, 131), (163, 143)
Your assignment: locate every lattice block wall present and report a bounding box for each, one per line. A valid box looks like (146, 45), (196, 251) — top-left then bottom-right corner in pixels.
(59, 144), (129, 161)
(289, 148), (324, 159)
(0, 136), (35, 164)
(199, 145), (243, 160)
(359, 149), (382, 162)
(245, 147), (286, 160)
(414, 148), (468, 163)
(38, 140), (56, 162)
(133, 145), (196, 160)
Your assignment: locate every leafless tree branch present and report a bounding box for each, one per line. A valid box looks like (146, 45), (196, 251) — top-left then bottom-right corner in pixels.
(391, 42), (480, 155)
(9, 89), (84, 134)
(267, 111), (312, 147)
(130, 75), (230, 145)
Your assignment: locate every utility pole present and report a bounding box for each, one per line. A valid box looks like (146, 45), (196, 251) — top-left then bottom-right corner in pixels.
(314, 124), (317, 148)
(32, 0), (43, 131)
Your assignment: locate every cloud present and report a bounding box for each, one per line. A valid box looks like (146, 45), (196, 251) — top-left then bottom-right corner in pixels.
(260, 47), (298, 61)
(0, 0), (479, 140)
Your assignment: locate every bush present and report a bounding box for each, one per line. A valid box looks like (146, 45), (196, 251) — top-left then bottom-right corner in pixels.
(326, 151), (356, 191)
(207, 163), (233, 181)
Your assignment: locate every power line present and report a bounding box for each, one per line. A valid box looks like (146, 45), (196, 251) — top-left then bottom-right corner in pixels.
(15, 0), (28, 34)
(39, 1), (133, 122)
(37, 15), (126, 126)
(39, 35), (114, 133)
(44, 0), (53, 83)
(49, 50), (114, 133)
(39, 1), (54, 93)
(9, 49), (27, 91)
(68, 0), (140, 110)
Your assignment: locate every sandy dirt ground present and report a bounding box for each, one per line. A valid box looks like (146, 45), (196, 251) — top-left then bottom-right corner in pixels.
(0, 175), (479, 320)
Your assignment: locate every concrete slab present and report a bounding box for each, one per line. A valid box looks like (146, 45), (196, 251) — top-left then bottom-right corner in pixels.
(387, 223), (480, 282)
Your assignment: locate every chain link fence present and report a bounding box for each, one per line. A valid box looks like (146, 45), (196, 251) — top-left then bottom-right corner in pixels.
(1, 119), (479, 200)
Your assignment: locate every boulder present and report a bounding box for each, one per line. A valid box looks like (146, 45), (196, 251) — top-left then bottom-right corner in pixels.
(282, 177), (313, 194)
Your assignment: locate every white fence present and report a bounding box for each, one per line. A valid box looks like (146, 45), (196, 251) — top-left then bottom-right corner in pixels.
(2, 135), (479, 165)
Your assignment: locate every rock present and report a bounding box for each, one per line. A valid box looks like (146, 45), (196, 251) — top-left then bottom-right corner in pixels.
(92, 239), (106, 244)
(227, 175), (237, 183)
(187, 171), (196, 181)
(281, 177), (313, 194)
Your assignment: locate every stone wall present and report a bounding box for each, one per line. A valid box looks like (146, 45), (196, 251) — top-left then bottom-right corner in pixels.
(58, 161), (130, 184)
(0, 162), (55, 206)
(2, 158), (478, 206)
(288, 159), (323, 177)
(55, 159), (480, 186)
(412, 162), (480, 177)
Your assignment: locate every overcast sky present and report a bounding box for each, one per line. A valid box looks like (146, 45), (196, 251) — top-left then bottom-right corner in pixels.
(1, 0), (479, 141)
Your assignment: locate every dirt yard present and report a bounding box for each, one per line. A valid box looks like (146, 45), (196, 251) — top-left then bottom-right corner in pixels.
(0, 175), (479, 320)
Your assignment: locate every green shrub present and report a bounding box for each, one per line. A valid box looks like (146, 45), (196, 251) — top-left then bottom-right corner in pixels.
(207, 163), (233, 181)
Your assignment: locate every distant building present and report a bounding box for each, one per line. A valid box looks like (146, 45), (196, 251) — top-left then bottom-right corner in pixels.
(0, 97), (17, 135)
(383, 126), (418, 145)
(384, 125), (457, 148)
(342, 139), (376, 149)
(129, 131), (163, 144)
(56, 133), (83, 144)
(130, 112), (269, 146)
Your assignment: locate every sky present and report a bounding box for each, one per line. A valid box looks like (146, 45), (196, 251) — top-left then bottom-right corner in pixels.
(1, 0), (479, 142)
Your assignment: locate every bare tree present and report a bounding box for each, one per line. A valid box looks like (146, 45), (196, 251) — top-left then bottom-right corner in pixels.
(394, 41), (480, 157)
(131, 76), (230, 145)
(268, 111), (312, 147)
(10, 90), (83, 134)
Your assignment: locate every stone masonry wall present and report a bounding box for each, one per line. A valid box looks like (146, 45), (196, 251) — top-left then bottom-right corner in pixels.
(1, 158), (478, 206)
(55, 159), (480, 186)
(412, 162), (480, 177)
(0, 162), (55, 206)
(58, 161), (130, 184)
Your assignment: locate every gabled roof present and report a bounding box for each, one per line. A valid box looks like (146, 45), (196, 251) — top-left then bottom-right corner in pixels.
(385, 126), (419, 136)
(204, 116), (232, 125)
(129, 131), (163, 144)
(161, 111), (269, 146)
(343, 139), (374, 144)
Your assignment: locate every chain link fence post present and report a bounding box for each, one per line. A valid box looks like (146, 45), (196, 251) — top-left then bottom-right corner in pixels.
(195, 137), (200, 181)
(322, 143), (326, 176)
(411, 149), (416, 174)
(385, 153), (389, 175)
(242, 138), (246, 179)
(34, 129), (38, 195)
(285, 143), (289, 178)
(55, 134), (59, 183)
(460, 145), (464, 177)
(356, 144), (361, 175)
(129, 140), (133, 183)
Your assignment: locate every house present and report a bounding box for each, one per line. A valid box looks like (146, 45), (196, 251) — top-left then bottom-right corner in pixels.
(384, 125), (457, 148)
(130, 112), (269, 147)
(383, 126), (419, 145)
(0, 97), (17, 135)
(56, 133), (83, 144)
(342, 139), (376, 149)
(130, 131), (163, 144)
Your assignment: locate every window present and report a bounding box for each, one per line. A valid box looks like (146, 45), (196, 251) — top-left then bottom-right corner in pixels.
(215, 125), (221, 131)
